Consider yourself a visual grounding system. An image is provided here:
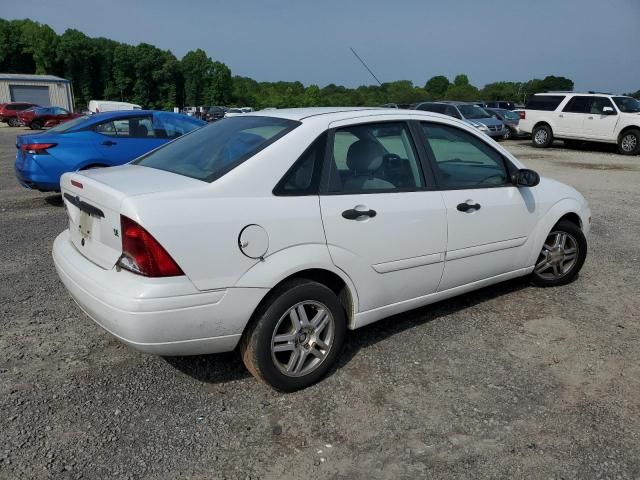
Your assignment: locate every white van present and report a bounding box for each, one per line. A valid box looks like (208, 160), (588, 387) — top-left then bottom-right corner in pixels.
(88, 100), (142, 114)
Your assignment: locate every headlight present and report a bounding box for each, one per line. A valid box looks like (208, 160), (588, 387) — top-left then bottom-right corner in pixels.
(476, 123), (489, 131)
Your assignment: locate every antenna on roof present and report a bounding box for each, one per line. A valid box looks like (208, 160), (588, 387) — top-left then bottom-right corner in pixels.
(350, 47), (382, 86)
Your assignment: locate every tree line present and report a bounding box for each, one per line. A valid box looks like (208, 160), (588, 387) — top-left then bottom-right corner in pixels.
(2, 18), (634, 111)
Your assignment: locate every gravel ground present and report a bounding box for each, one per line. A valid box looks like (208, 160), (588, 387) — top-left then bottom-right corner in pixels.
(1, 125), (639, 480)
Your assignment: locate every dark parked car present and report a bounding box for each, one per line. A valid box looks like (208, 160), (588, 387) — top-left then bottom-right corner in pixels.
(17, 106), (83, 129)
(0, 102), (39, 127)
(480, 100), (516, 111)
(486, 108), (528, 139)
(414, 101), (505, 139)
(203, 106), (227, 122)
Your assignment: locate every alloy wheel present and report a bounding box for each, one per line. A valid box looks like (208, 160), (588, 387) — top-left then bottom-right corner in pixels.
(271, 301), (335, 377)
(534, 230), (579, 280)
(621, 133), (637, 153)
(534, 129), (548, 145)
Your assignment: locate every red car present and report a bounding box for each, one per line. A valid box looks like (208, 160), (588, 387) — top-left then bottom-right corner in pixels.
(17, 106), (82, 130)
(0, 102), (39, 127)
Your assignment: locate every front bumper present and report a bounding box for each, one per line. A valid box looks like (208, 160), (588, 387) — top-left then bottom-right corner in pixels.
(52, 230), (267, 356)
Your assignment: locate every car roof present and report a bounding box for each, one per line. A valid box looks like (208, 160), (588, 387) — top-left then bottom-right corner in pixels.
(533, 92), (627, 97)
(244, 107), (382, 122)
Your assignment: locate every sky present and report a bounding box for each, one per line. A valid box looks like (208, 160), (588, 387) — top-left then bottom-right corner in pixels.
(2, 0), (639, 93)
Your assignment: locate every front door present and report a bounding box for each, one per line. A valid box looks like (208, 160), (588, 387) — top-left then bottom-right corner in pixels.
(582, 96), (619, 140)
(319, 121), (447, 313)
(418, 122), (540, 291)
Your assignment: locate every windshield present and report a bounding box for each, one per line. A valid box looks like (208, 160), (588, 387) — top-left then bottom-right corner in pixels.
(613, 96), (640, 113)
(47, 115), (89, 133)
(134, 116), (299, 182)
(458, 105), (491, 119)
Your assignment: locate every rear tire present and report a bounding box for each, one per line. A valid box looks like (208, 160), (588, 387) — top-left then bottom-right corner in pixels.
(617, 129), (640, 155)
(532, 124), (553, 148)
(531, 220), (587, 287)
(30, 120), (43, 130)
(240, 279), (346, 392)
(7, 117), (19, 127)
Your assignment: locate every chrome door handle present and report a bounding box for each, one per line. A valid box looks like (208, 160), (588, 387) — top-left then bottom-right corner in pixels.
(558, 114), (564, 118)
(587, 116), (593, 120)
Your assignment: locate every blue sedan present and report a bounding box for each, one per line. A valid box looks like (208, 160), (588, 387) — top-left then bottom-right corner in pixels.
(15, 110), (205, 191)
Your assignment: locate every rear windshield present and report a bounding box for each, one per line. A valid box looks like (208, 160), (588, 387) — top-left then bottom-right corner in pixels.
(134, 116), (299, 182)
(47, 115), (89, 133)
(525, 95), (566, 111)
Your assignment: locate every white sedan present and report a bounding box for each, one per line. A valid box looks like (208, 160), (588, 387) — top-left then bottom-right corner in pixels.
(53, 107), (590, 391)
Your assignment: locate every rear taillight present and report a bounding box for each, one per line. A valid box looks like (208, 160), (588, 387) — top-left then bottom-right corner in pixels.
(117, 216), (184, 277)
(518, 111), (526, 120)
(20, 143), (57, 154)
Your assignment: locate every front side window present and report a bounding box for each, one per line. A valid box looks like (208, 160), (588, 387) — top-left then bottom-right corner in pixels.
(134, 116), (299, 182)
(589, 97), (615, 115)
(421, 123), (510, 189)
(613, 96), (640, 113)
(327, 122), (424, 194)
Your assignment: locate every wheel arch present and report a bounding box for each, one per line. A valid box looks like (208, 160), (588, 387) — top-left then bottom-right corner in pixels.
(236, 245), (359, 330)
(533, 120), (552, 132)
(617, 125), (640, 142)
(526, 199), (586, 267)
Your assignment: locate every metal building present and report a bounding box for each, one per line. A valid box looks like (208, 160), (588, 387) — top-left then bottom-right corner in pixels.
(0, 74), (74, 110)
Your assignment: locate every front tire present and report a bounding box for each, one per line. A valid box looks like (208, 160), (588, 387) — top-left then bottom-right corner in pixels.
(531, 220), (587, 287)
(532, 124), (553, 148)
(502, 127), (512, 140)
(618, 129), (640, 155)
(240, 279), (346, 391)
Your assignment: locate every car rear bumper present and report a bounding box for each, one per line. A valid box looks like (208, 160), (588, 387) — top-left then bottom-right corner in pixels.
(52, 230), (267, 356)
(14, 152), (60, 191)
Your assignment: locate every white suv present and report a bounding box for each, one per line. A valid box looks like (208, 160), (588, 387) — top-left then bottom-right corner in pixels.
(519, 93), (640, 155)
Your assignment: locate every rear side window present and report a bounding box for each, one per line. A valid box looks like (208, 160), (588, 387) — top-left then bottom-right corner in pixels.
(273, 133), (327, 196)
(563, 96), (591, 113)
(134, 116), (299, 182)
(525, 95), (566, 111)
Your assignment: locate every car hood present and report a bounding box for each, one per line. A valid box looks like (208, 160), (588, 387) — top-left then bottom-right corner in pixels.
(472, 117), (504, 127)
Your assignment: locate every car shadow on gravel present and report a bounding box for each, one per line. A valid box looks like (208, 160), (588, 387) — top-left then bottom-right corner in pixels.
(163, 278), (530, 386)
(336, 277), (530, 370)
(163, 351), (250, 384)
(45, 194), (63, 207)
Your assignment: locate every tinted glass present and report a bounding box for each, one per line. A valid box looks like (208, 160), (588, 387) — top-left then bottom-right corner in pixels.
(47, 115), (89, 133)
(458, 105), (491, 119)
(274, 133), (326, 195)
(327, 122), (424, 194)
(135, 116), (299, 182)
(417, 103), (447, 114)
(525, 95), (566, 111)
(421, 123), (509, 188)
(613, 96), (640, 113)
(589, 97), (615, 114)
(562, 96), (592, 113)
(155, 113), (203, 138)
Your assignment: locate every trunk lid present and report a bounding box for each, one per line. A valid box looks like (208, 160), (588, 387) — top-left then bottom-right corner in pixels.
(61, 164), (205, 270)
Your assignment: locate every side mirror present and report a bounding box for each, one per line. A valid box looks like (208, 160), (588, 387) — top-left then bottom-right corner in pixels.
(513, 168), (540, 187)
(602, 106), (615, 115)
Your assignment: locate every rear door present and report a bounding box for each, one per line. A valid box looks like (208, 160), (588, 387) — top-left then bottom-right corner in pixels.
(556, 96), (590, 137)
(417, 122), (539, 291)
(93, 115), (165, 165)
(319, 120), (447, 313)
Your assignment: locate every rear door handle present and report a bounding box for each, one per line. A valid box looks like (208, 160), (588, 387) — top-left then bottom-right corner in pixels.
(101, 140), (117, 146)
(558, 114), (564, 118)
(342, 207), (377, 220)
(457, 202), (481, 212)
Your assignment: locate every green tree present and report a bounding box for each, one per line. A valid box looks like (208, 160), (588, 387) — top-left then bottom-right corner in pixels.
(453, 74), (470, 87)
(181, 49), (212, 106)
(20, 20), (58, 74)
(207, 61), (233, 105)
(424, 75), (450, 99)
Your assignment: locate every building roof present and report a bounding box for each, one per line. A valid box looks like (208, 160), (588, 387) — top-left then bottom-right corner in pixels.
(0, 73), (70, 83)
